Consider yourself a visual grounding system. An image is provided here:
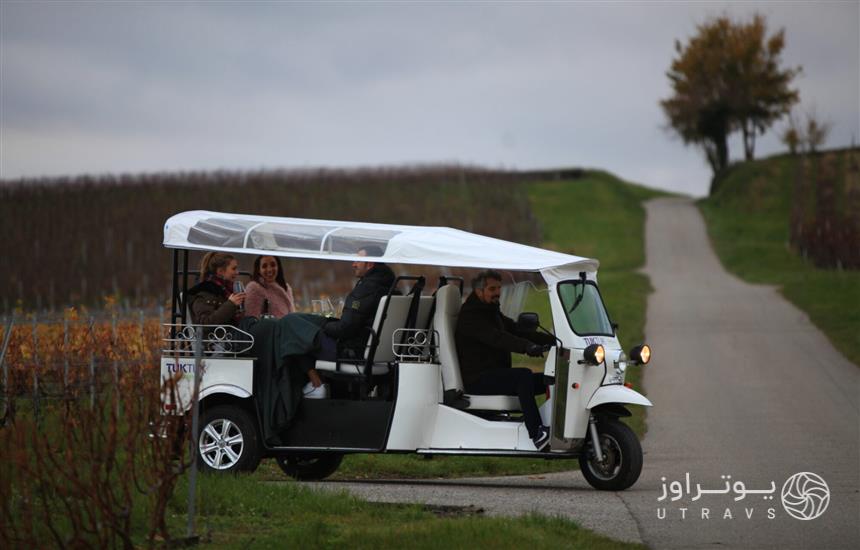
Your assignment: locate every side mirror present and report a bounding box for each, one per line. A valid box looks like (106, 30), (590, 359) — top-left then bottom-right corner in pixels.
(516, 312), (539, 332)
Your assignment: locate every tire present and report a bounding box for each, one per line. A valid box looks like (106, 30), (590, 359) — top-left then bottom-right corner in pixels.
(276, 453), (344, 481)
(579, 417), (643, 491)
(196, 405), (261, 473)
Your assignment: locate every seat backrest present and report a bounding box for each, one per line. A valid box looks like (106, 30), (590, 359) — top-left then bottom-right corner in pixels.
(402, 296), (437, 360)
(415, 295), (435, 330)
(434, 284), (464, 391)
(366, 295), (414, 363)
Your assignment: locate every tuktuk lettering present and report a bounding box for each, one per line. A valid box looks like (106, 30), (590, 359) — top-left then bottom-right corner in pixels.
(167, 362), (197, 374)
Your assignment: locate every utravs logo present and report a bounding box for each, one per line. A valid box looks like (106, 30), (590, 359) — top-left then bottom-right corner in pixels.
(657, 472), (829, 521)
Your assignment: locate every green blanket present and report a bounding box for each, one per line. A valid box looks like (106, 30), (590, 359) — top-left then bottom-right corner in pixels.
(243, 313), (328, 445)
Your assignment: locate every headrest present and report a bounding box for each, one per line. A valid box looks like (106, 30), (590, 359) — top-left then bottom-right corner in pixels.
(436, 284), (462, 316)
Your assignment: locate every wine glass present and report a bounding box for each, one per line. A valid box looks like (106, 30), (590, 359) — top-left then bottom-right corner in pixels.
(233, 280), (245, 312)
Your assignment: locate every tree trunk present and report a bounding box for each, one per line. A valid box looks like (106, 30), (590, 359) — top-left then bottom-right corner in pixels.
(742, 120), (756, 160)
(706, 132), (730, 195)
(715, 132), (729, 173)
(748, 130), (756, 160)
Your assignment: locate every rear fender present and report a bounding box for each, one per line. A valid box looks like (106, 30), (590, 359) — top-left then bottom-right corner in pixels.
(175, 384), (252, 413)
(200, 384), (252, 401)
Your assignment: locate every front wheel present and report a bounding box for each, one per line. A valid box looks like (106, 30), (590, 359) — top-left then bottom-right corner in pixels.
(276, 453), (344, 481)
(579, 418), (642, 491)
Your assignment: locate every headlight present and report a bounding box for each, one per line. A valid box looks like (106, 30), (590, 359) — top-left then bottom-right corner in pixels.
(582, 344), (605, 365)
(629, 344), (651, 365)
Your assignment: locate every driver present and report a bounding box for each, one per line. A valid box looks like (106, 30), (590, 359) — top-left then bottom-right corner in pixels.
(455, 270), (556, 450)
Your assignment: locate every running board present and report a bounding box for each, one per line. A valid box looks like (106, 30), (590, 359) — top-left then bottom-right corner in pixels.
(416, 448), (580, 459)
(265, 446), (379, 454)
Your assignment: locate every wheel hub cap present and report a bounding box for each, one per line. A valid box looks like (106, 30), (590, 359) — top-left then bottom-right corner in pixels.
(199, 418), (244, 470)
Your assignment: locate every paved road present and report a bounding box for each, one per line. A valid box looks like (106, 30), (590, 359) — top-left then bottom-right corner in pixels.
(619, 197), (860, 549)
(304, 197), (860, 549)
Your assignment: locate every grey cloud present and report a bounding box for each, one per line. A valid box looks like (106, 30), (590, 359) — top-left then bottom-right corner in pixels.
(1, 1), (857, 197)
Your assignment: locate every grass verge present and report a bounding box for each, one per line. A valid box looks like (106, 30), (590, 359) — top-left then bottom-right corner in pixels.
(164, 474), (646, 549)
(699, 151), (860, 366)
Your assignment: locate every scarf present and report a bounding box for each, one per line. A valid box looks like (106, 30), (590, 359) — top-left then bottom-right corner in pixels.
(205, 274), (233, 299)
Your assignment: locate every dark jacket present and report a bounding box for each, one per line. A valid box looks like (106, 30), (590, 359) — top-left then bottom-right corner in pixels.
(322, 263), (396, 357)
(455, 292), (555, 387)
(187, 280), (239, 326)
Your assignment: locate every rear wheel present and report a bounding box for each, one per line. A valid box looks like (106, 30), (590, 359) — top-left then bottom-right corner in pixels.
(197, 405), (261, 473)
(579, 418), (642, 491)
(276, 453), (344, 481)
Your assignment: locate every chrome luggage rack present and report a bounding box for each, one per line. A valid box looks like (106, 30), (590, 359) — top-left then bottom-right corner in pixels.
(162, 324), (254, 357)
(392, 329), (439, 363)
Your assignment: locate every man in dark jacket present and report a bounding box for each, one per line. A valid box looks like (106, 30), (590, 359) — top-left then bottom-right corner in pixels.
(455, 270), (556, 450)
(317, 246), (396, 360)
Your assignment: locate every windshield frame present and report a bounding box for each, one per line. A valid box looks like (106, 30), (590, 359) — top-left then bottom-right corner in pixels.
(556, 279), (616, 338)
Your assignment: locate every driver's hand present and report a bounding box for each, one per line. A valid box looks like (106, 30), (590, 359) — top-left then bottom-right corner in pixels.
(228, 292), (246, 306)
(526, 343), (546, 358)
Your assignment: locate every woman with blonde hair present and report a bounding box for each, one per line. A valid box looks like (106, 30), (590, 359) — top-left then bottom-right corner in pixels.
(187, 251), (245, 326)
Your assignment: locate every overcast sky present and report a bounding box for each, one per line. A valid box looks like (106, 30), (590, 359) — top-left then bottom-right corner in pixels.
(1, 1), (857, 196)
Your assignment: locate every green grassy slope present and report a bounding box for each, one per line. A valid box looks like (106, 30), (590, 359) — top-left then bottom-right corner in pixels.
(698, 150), (860, 366)
(529, 171), (674, 437)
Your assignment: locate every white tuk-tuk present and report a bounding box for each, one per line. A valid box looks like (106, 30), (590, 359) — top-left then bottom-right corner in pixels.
(161, 210), (652, 490)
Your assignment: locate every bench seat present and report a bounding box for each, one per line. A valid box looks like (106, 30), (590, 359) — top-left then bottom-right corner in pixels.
(435, 285), (523, 413)
(314, 294), (434, 377)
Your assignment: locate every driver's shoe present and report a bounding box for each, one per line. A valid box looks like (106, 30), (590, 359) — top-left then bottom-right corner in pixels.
(532, 425), (550, 451)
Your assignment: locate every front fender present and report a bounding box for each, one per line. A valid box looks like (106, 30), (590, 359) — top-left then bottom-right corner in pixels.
(587, 385), (652, 409)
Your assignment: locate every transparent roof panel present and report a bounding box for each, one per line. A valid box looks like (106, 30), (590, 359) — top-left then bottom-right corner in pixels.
(247, 222), (338, 252)
(187, 218), (258, 248)
(187, 217), (398, 256)
(324, 228), (399, 256)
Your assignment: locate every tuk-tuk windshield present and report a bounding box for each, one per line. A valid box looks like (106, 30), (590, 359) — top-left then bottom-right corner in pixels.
(558, 281), (614, 336)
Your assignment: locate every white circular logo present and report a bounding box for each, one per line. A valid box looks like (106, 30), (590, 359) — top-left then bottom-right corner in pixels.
(781, 472), (830, 520)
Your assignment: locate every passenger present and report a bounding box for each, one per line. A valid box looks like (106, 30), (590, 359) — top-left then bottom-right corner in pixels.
(455, 270), (556, 451)
(315, 246), (395, 361)
(187, 252), (245, 326)
(245, 255), (296, 318)
(188, 251), (321, 429)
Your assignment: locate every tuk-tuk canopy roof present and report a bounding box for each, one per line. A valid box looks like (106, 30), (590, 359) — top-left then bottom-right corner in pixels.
(163, 210), (598, 284)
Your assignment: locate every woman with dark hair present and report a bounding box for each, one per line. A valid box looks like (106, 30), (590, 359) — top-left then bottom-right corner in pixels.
(187, 251), (246, 325)
(245, 255), (296, 318)
(245, 255), (320, 387)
